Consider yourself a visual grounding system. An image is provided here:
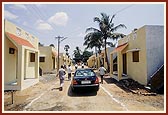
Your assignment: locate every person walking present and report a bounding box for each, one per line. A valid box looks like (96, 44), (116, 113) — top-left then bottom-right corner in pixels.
(81, 63), (84, 68)
(98, 65), (106, 84)
(67, 65), (72, 80)
(56, 65), (66, 91)
(75, 63), (78, 70)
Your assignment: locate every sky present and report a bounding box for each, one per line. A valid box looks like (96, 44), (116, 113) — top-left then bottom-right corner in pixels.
(3, 2), (165, 58)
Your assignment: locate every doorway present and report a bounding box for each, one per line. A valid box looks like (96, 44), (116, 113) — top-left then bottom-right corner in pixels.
(53, 57), (55, 69)
(123, 53), (127, 74)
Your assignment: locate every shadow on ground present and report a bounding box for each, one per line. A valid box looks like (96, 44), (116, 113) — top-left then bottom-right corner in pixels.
(67, 86), (97, 97)
(103, 77), (131, 93)
(51, 87), (60, 91)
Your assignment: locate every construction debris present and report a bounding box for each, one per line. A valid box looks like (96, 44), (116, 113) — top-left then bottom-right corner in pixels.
(119, 78), (157, 96)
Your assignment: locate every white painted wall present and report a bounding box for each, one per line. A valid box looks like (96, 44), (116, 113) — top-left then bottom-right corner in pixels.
(4, 37), (17, 84)
(39, 46), (57, 73)
(146, 25), (164, 82)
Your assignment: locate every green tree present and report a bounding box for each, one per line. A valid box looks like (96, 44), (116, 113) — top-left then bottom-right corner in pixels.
(49, 44), (55, 48)
(83, 32), (103, 54)
(73, 46), (82, 63)
(82, 50), (93, 63)
(64, 44), (70, 57)
(38, 42), (44, 47)
(86, 13), (126, 71)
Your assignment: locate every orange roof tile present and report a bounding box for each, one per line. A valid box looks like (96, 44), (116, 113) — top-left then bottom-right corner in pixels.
(111, 43), (128, 53)
(6, 32), (35, 49)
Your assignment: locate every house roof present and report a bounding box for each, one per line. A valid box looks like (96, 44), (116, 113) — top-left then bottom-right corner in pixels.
(111, 43), (128, 54)
(6, 32), (35, 49)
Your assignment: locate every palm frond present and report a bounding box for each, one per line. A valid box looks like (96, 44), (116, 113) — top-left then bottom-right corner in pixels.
(94, 17), (101, 23)
(110, 14), (116, 24)
(100, 13), (110, 26)
(84, 32), (92, 40)
(108, 33), (126, 40)
(85, 27), (101, 33)
(106, 42), (115, 47)
(111, 24), (127, 32)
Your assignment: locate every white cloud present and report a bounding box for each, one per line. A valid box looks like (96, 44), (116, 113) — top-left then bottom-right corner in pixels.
(10, 4), (27, 10)
(4, 10), (18, 20)
(48, 12), (68, 26)
(35, 19), (53, 31)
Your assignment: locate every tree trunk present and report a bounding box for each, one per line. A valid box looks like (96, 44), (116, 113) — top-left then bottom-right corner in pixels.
(98, 47), (101, 68)
(95, 47), (98, 69)
(104, 38), (110, 72)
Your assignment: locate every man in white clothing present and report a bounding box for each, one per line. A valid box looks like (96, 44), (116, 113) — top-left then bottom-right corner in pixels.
(67, 65), (72, 80)
(75, 63), (78, 70)
(98, 65), (106, 84)
(81, 63), (84, 68)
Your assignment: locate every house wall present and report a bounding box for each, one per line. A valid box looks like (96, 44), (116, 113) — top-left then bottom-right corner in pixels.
(100, 47), (114, 70)
(4, 37), (18, 84)
(118, 26), (148, 85)
(87, 54), (96, 68)
(5, 20), (38, 49)
(39, 46), (56, 73)
(59, 53), (64, 68)
(4, 20), (39, 90)
(145, 26), (164, 82)
(59, 53), (71, 68)
(25, 50), (36, 78)
(64, 54), (71, 66)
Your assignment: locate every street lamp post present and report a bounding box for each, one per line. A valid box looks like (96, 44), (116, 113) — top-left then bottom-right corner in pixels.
(55, 36), (67, 72)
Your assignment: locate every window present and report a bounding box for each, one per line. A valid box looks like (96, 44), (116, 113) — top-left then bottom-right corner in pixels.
(30, 53), (35, 62)
(75, 69), (96, 77)
(40, 57), (45, 62)
(16, 27), (21, 36)
(132, 51), (139, 62)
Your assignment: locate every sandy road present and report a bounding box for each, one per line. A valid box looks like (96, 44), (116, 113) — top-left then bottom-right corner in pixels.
(4, 72), (164, 112)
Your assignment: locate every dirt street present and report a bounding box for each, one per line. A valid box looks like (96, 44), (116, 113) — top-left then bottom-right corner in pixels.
(4, 69), (164, 112)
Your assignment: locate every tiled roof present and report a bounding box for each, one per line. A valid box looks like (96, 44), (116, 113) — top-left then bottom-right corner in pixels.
(111, 43), (128, 53)
(6, 32), (35, 49)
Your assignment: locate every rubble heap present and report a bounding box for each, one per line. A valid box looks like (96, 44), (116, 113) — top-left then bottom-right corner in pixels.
(119, 78), (157, 96)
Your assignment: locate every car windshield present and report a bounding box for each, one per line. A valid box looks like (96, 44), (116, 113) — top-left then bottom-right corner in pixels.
(75, 69), (96, 77)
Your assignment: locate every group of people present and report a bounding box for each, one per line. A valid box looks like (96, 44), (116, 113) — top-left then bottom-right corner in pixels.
(75, 63), (84, 69)
(56, 63), (106, 91)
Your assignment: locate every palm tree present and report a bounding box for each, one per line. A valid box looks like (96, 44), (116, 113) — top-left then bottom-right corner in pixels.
(86, 13), (126, 72)
(39, 42), (44, 47)
(83, 32), (103, 54)
(73, 46), (82, 63)
(64, 45), (70, 56)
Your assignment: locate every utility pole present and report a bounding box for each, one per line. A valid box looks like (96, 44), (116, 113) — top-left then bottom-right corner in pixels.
(55, 36), (67, 72)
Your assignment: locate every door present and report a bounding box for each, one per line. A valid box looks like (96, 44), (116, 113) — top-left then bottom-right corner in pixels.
(123, 53), (127, 74)
(53, 57), (55, 69)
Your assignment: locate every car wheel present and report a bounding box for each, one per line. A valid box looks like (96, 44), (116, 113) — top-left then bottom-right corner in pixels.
(95, 86), (99, 91)
(71, 87), (76, 92)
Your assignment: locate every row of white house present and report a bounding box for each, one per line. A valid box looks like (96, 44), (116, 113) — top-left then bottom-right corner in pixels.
(87, 25), (164, 85)
(3, 20), (71, 91)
